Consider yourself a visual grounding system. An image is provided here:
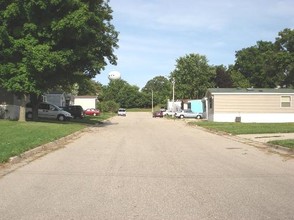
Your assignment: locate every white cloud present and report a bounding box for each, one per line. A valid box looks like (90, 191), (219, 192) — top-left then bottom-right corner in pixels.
(98, 0), (294, 88)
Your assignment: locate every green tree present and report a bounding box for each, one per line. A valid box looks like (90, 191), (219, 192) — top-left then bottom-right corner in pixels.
(78, 79), (102, 96)
(214, 65), (233, 88)
(0, 0), (118, 121)
(274, 28), (294, 87)
(98, 100), (119, 113)
(101, 79), (142, 108)
(227, 65), (251, 88)
(234, 41), (281, 87)
(170, 53), (215, 99)
(141, 76), (171, 106)
(234, 29), (294, 88)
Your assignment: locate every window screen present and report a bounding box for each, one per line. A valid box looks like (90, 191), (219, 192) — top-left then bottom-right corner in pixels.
(281, 96), (291, 107)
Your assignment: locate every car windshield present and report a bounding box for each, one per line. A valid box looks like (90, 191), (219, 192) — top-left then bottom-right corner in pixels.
(54, 105), (62, 111)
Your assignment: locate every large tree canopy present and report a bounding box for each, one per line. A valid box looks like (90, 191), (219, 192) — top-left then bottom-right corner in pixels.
(0, 0), (118, 96)
(100, 79), (142, 109)
(234, 28), (294, 88)
(170, 53), (215, 99)
(141, 76), (172, 105)
(214, 65), (233, 88)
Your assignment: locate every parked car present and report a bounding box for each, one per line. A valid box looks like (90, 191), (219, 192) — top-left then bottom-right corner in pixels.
(153, 111), (163, 118)
(26, 102), (72, 121)
(174, 109), (202, 119)
(162, 110), (175, 117)
(84, 108), (100, 116)
(117, 108), (126, 116)
(60, 105), (84, 119)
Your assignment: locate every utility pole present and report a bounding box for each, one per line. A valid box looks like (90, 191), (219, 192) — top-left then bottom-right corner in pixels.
(151, 89), (154, 113)
(172, 78), (175, 113)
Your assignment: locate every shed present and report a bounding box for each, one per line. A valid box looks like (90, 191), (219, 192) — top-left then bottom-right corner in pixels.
(44, 92), (67, 107)
(188, 99), (203, 113)
(0, 88), (21, 119)
(203, 88), (294, 123)
(74, 96), (97, 110)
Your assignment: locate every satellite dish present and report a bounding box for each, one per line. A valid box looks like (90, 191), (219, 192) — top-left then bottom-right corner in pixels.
(108, 71), (121, 80)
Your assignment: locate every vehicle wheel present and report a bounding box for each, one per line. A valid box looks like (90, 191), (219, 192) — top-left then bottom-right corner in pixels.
(180, 115), (184, 119)
(196, 115), (201, 119)
(26, 112), (33, 119)
(58, 115), (65, 121)
(93, 113), (96, 116)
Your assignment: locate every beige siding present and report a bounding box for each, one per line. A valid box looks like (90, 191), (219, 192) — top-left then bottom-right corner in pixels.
(214, 94), (294, 113)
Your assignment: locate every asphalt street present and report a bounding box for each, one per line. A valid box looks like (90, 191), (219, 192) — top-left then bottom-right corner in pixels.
(0, 112), (294, 219)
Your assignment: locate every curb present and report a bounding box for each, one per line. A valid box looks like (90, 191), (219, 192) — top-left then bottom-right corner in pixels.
(8, 128), (90, 164)
(190, 124), (294, 157)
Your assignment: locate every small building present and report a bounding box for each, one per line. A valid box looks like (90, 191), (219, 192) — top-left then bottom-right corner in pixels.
(188, 99), (203, 113)
(167, 99), (182, 112)
(44, 92), (67, 107)
(74, 96), (97, 110)
(167, 99), (203, 113)
(203, 88), (294, 123)
(0, 88), (21, 120)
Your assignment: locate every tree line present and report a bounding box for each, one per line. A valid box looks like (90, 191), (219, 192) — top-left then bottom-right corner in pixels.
(95, 28), (293, 109)
(0, 1), (293, 117)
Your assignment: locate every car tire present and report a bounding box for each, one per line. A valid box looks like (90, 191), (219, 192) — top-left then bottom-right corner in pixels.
(196, 115), (201, 119)
(57, 115), (65, 121)
(93, 113), (96, 116)
(26, 112), (33, 119)
(180, 115), (184, 119)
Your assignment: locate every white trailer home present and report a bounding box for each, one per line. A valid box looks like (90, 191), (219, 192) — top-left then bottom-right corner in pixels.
(74, 96), (97, 110)
(203, 88), (294, 123)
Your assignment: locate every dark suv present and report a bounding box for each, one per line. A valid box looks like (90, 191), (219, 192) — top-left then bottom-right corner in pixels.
(61, 105), (84, 119)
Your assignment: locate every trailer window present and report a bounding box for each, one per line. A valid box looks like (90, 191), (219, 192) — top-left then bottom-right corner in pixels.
(281, 96), (291, 107)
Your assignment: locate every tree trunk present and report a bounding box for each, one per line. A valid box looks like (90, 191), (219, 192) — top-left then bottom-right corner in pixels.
(30, 93), (42, 121)
(18, 94), (28, 122)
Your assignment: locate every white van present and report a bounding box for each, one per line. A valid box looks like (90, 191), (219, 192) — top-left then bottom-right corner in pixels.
(26, 102), (72, 121)
(117, 108), (126, 116)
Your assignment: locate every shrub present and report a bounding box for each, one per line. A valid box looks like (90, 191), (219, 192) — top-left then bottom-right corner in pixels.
(98, 100), (119, 113)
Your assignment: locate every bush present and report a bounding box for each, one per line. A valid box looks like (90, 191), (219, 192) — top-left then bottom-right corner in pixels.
(98, 100), (119, 113)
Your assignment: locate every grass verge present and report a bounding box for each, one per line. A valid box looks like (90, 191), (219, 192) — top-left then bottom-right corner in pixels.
(268, 139), (294, 149)
(190, 121), (294, 135)
(0, 113), (115, 163)
(190, 121), (294, 149)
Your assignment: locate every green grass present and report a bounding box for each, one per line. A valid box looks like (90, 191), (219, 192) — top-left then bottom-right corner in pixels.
(268, 139), (294, 149)
(0, 112), (115, 163)
(190, 121), (294, 135)
(190, 121), (294, 149)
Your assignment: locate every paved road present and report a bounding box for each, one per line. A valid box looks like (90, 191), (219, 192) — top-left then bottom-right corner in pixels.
(1, 112), (294, 219)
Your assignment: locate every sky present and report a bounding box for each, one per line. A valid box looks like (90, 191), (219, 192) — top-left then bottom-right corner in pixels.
(95, 0), (294, 89)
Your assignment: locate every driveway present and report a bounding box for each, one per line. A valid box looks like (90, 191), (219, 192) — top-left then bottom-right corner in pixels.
(1, 112), (294, 219)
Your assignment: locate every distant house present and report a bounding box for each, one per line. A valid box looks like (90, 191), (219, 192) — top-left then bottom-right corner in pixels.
(167, 99), (203, 113)
(203, 88), (294, 123)
(44, 92), (67, 107)
(188, 100), (203, 113)
(167, 99), (182, 112)
(74, 96), (97, 110)
(0, 88), (21, 119)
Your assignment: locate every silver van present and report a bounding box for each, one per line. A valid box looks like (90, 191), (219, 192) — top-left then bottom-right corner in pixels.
(26, 102), (72, 121)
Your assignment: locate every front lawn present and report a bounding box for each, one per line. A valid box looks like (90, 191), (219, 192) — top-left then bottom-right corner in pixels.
(191, 121), (294, 149)
(0, 113), (115, 163)
(190, 121), (294, 135)
(268, 139), (294, 149)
